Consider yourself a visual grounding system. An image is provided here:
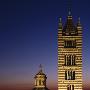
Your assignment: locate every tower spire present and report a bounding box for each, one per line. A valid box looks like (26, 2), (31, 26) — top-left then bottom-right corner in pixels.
(67, 0), (72, 16)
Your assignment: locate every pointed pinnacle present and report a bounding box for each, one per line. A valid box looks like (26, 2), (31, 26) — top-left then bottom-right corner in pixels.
(77, 17), (81, 27)
(78, 17), (81, 23)
(59, 17), (62, 24)
(69, 10), (71, 16)
(59, 17), (62, 30)
(59, 17), (62, 23)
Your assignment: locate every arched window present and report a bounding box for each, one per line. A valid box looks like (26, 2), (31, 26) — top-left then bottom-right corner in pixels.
(64, 40), (76, 48)
(42, 80), (46, 85)
(65, 70), (75, 80)
(64, 55), (76, 66)
(67, 85), (70, 90)
(67, 85), (74, 90)
(72, 55), (76, 65)
(67, 85), (71, 90)
(65, 71), (67, 80)
(72, 85), (74, 90)
(39, 80), (41, 85)
(73, 71), (75, 80)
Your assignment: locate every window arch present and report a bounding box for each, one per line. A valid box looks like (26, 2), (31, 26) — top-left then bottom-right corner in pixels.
(64, 40), (76, 48)
(65, 70), (75, 80)
(67, 85), (74, 90)
(39, 80), (41, 85)
(64, 55), (76, 66)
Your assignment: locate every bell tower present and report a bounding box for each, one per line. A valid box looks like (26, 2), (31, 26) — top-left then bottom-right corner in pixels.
(58, 12), (83, 90)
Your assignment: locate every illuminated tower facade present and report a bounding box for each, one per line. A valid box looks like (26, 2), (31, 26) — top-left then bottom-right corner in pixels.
(33, 65), (49, 90)
(58, 12), (83, 90)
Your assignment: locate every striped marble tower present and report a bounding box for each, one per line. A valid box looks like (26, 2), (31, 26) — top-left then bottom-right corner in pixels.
(58, 13), (83, 90)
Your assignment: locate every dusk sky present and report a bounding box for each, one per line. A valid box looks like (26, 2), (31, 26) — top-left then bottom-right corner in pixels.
(0, 0), (90, 90)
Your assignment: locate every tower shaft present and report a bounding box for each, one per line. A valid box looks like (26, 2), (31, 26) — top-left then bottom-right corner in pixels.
(58, 16), (83, 90)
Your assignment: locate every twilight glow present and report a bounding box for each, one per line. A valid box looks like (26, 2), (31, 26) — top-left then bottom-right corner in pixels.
(0, 0), (90, 90)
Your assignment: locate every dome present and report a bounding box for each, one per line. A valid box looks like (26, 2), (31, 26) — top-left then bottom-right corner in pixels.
(34, 69), (47, 79)
(36, 70), (46, 75)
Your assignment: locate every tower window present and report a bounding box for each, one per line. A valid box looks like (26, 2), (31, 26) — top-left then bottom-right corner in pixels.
(67, 85), (74, 90)
(39, 80), (41, 85)
(42, 80), (45, 85)
(65, 70), (75, 80)
(72, 85), (74, 90)
(64, 40), (76, 48)
(67, 85), (71, 90)
(64, 55), (76, 66)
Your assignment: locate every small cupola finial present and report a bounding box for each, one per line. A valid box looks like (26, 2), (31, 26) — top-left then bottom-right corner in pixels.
(39, 64), (42, 71)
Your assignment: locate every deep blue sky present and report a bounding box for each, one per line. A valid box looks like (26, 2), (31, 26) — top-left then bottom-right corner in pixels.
(0, 0), (90, 89)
